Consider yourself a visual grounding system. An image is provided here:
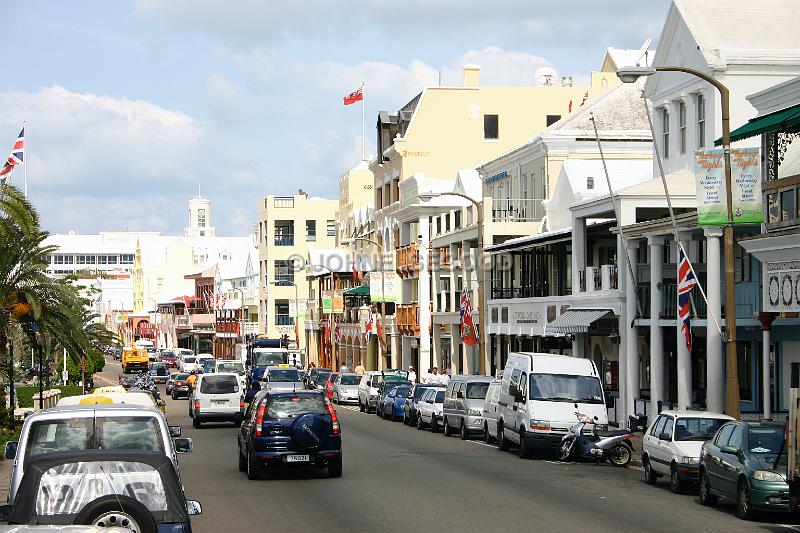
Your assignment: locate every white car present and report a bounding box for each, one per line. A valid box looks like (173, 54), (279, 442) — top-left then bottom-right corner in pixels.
(481, 380), (502, 443)
(416, 388), (445, 432)
(181, 355), (199, 373)
(642, 409), (734, 493)
(189, 373), (244, 428)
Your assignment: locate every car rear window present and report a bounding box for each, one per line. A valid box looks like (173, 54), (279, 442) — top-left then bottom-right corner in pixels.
(674, 417), (728, 441)
(183, 357), (196, 363)
(96, 417), (164, 452)
(175, 373), (189, 380)
(340, 375), (360, 385)
(466, 382), (489, 399)
(435, 390), (445, 403)
(266, 395), (328, 418)
(27, 419), (93, 460)
(200, 375), (239, 394)
(268, 369), (301, 382)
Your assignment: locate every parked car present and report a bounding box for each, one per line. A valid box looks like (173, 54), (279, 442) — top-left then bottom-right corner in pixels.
(403, 384), (443, 426)
(642, 410), (734, 492)
(481, 379), (502, 443)
(237, 390), (342, 480)
(171, 373), (192, 399)
(698, 421), (787, 519)
(2, 450), (201, 531)
(380, 385), (410, 421)
(497, 352), (607, 458)
(323, 372), (340, 399)
(4, 404), (192, 507)
(181, 356), (200, 374)
(442, 375), (493, 440)
(416, 388), (446, 432)
(331, 373), (361, 404)
(358, 370), (408, 413)
(189, 373), (245, 428)
(162, 352), (178, 368)
(376, 380), (411, 416)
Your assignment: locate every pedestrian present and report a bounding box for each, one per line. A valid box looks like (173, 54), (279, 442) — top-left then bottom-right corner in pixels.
(421, 368), (431, 384)
(354, 362), (365, 375)
(407, 365), (417, 383)
(339, 363), (349, 372)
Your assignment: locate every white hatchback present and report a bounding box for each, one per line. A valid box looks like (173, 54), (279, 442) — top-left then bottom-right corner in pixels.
(416, 388), (446, 432)
(642, 409), (734, 493)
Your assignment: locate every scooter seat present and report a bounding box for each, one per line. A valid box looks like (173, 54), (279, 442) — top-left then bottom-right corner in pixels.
(595, 429), (630, 438)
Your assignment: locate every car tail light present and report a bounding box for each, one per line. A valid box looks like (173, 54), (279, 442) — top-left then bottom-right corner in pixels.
(326, 401), (340, 436)
(176, 381), (183, 386)
(240, 400), (245, 408)
(194, 400), (200, 411)
(254, 403), (266, 437)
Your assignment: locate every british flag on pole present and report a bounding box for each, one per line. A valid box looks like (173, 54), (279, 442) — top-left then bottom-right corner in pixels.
(0, 127), (24, 185)
(677, 247), (697, 351)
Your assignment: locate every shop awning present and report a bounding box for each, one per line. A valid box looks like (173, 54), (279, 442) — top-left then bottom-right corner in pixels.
(715, 104), (800, 145)
(343, 286), (370, 296)
(545, 308), (613, 336)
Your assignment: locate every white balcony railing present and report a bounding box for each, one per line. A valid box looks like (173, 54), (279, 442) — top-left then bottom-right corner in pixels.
(491, 198), (544, 222)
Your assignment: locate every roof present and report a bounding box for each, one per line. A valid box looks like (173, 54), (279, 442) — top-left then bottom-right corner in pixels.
(659, 409), (734, 419)
(674, 0), (800, 67)
(557, 159), (653, 199)
(486, 226), (572, 253)
(716, 103), (800, 145)
(603, 47), (655, 71)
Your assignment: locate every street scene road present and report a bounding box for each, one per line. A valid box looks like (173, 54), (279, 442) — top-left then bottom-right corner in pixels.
(95, 359), (793, 533)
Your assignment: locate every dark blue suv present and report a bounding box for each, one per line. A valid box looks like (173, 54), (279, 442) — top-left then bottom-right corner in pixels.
(237, 390), (342, 480)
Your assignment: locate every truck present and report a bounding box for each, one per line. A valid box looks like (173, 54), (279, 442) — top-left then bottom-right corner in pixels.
(121, 344), (150, 374)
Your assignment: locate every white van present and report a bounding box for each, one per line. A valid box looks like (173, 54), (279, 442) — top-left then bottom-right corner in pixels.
(189, 373), (244, 428)
(497, 352), (607, 458)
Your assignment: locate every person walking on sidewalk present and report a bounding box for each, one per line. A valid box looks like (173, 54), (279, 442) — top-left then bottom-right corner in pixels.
(407, 366), (417, 383)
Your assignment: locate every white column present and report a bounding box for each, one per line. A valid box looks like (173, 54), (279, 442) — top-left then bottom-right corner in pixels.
(676, 235), (692, 410)
(418, 216), (432, 377)
(763, 328), (771, 420)
(572, 333), (585, 358)
(450, 324), (459, 376)
(625, 239), (640, 418)
(704, 227), (724, 413)
(648, 236), (665, 417)
(616, 234), (627, 421)
(572, 217), (586, 295)
(450, 243), (458, 312)
(432, 321), (442, 373)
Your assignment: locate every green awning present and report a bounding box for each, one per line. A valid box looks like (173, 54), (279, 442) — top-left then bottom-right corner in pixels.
(343, 285), (370, 296)
(716, 104), (800, 145)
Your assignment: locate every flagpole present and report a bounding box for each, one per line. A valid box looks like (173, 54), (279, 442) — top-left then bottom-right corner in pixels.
(23, 121), (27, 198)
(361, 82), (365, 161)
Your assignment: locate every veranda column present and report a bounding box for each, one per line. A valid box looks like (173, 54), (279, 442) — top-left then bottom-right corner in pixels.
(418, 216), (432, 377)
(648, 236), (665, 417)
(625, 239), (640, 418)
(704, 227), (724, 413)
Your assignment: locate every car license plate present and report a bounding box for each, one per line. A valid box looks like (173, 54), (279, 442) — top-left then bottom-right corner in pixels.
(286, 454), (309, 463)
(211, 399), (228, 405)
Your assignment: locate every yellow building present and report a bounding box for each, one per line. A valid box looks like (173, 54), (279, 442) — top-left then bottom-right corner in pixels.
(258, 193), (338, 344)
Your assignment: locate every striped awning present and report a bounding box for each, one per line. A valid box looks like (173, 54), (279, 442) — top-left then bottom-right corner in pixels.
(545, 308), (613, 336)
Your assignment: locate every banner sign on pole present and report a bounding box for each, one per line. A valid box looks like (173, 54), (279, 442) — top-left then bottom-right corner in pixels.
(369, 271), (399, 303)
(322, 291), (333, 314)
(289, 299), (307, 318)
(695, 148), (763, 226)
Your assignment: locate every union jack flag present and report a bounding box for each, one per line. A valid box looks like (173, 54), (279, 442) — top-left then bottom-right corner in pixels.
(677, 247), (697, 351)
(460, 289), (478, 347)
(0, 127), (24, 185)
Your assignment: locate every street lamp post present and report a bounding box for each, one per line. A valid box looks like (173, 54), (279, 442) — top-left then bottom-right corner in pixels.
(418, 191), (487, 376)
(617, 65), (739, 417)
(342, 236), (387, 371)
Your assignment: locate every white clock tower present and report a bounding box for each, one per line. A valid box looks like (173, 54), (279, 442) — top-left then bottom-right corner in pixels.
(184, 188), (215, 237)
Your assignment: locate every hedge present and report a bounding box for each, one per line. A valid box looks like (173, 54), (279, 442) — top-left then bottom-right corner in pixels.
(16, 385), (84, 408)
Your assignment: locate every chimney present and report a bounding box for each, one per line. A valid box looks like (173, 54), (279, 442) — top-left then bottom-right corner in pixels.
(462, 64), (481, 87)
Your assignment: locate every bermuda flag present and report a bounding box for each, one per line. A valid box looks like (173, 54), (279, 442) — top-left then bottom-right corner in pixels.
(343, 85), (363, 105)
(580, 90), (590, 107)
(677, 247), (697, 351)
(0, 127), (24, 184)
(376, 315), (386, 351)
(364, 312), (374, 342)
(460, 289), (478, 347)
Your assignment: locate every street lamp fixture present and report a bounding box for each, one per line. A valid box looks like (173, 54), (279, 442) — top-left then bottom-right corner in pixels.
(616, 64), (740, 417)
(419, 190), (487, 376)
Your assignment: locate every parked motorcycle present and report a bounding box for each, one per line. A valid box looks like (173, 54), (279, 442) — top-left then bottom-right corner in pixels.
(559, 411), (634, 467)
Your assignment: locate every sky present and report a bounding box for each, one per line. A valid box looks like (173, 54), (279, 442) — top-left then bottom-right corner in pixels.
(2, 0), (670, 236)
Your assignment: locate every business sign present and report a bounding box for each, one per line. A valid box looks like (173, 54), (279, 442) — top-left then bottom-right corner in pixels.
(695, 148), (763, 226)
(764, 260), (800, 312)
(369, 271), (399, 303)
(322, 290), (344, 314)
(288, 299), (307, 318)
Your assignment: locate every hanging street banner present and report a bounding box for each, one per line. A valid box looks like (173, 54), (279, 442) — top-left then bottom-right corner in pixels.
(288, 299), (307, 318)
(322, 290), (344, 314)
(369, 271), (400, 303)
(695, 148), (763, 226)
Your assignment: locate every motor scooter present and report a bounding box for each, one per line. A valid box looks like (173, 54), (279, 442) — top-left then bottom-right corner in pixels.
(559, 410), (633, 467)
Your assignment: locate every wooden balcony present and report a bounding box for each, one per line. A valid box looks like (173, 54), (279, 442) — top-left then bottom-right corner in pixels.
(396, 243), (419, 276)
(396, 303), (432, 336)
(438, 246), (451, 268)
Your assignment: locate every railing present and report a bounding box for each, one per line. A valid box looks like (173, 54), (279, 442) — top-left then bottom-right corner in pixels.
(396, 303), (432, 335)
(273, 197), (294, 208)
(274, 274), (294, 286)
(274, 234), (294, 246)
(174, 315), (192, 328)
(635, 280), (759, 319)
(396, 243), (419, 274)
(490, 285), (550, 299)
(491, 198), (544, 222)
(438, 246), (450, 267)
(436, 293), (453, 312)
(274, 315), (295, 326)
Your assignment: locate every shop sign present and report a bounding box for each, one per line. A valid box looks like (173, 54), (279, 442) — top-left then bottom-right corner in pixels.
(765, 260), (800, 312)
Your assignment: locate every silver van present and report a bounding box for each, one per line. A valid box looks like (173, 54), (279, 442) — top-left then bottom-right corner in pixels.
(442, 375), (493, 440)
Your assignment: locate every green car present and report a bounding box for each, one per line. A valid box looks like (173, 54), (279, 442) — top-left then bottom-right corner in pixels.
(699, 420), (787, 519)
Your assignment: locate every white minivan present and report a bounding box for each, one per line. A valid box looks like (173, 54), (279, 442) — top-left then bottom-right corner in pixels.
(497, 352), (607, 458)
(189, 372), (244, 428)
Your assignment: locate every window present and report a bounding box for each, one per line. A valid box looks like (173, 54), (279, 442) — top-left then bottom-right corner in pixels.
(696, 94), (706, 149)
(734, 243), (751, 282)
(661, 108), (670, 159)
(484, 114), (499, 140)
(197, 208), (206, 227)
(782, 189), (796, 221)
(274, 220), (294, 246)
(728, 425), (744, 450)
(327, 220), (336, 236)
(200, 374), (239, 394)
(454, 210), (461, 229)
(157, 277), (164, 290)
(274, 300), (292, 325)
(509, 369), (521, 395)
(445, 214), (450, 232)
(586, 176), (594, 190)
(306, 220), (316, 241)
(737, 342), (752, 401)
(436, 217), (442, 234)
(662, 417), (674, 440)
(650, 415), (667, 437)
(678, 101), (687, 154)
(121, 254), (134, 265)
(274, 260), (293, 286)
(714, 423), (735, 446)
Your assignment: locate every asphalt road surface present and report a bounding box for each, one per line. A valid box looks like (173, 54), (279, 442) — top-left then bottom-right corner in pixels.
(99, 359), (799, 533)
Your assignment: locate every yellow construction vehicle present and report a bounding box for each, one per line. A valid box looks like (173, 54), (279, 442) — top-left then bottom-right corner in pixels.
(121, 344), (149, 374)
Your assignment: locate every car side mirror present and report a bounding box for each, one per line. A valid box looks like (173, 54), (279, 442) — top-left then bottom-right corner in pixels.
(174, 437), (193, 453)
(4, 441), (17, 460)
(186, 500), (203, 516)
(457, 391), (464, 399)
(720, 445), (739, 455)
(234, 386), (240, 393)
(658, 432), (672, 441)
(169, 426), (182, 438)
(514, 391), (524, 403)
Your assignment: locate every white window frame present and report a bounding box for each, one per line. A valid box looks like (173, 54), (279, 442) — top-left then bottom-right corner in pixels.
(661, 107), (670, 159)
(696, 93), (706, 149)
(678, 100), (687, 154)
